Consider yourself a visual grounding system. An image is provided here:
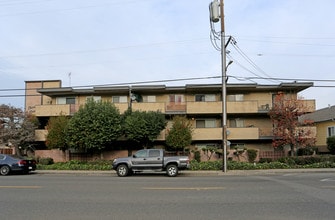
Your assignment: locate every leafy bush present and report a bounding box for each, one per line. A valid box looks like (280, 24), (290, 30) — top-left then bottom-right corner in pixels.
(259, 158), (272, 163)
(193, 151), (201, 162)
(38, 157), (54, 165)
(246, 149), (258, 163)
(277, 157), (296, 165)
(297, 146), (317, 156)
(37, 160), (111, 170)
(327, 136), (335, 155)
(37, 156), (335, 171)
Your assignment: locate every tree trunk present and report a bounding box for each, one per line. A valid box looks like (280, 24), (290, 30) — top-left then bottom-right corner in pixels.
(290, 144), (295, 157)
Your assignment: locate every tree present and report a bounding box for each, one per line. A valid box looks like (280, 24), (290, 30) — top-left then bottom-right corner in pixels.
(46, 115), (69, 150)
(327, 136), (335, 155)
(268, 93), (316, 156)
(124, 110), (166, 148)
(65, 99), (122, 152)
(0, 104), (38, 156)
(166, 116), (192, 151)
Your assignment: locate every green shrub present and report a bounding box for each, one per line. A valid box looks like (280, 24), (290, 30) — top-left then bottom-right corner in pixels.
(277, 157), (296, 165)
(38, 157), (54, 165)
(246, 149), (258, 163)
(297, 147), (317, 156)
(327, 136), (335, 155)
(259, 158), (272, 163)
(193, 151), (201, 162)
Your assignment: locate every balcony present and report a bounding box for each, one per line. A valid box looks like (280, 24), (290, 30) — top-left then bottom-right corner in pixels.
(132, 102), (166, 113)
(166, 103), (186, 113)
(35, 129), (47, 141)
(187, 102), (221, 114)
(35, 104), (79, 116)
(227, 101), (259, 113)
(192, 128), (222, 140)
(227, 127), (259, 140)
(300, 100), (316, 113)
(113, 103), (129, 113)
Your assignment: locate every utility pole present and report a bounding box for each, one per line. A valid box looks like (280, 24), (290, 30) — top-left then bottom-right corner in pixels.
(210, 0), (227, 173)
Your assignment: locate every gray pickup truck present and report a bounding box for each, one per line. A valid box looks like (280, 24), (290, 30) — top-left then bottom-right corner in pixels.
(112, 149), (190, 177)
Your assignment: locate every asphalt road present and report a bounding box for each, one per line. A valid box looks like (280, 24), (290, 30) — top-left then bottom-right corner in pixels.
(1, 171), (335, 220)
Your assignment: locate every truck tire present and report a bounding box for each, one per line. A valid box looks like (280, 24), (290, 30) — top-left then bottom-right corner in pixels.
(0, 165), (10, 176)
(116, 164), (129, 177)
(166, 164), (178, 177)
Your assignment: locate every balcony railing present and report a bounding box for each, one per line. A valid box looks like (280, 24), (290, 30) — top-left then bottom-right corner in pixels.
(227, 127), (259, 140)
(34, 99), (314, 117)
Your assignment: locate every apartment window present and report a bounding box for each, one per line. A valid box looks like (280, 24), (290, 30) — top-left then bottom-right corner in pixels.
(195, 94), (216, 102)
(227, 94), (244, 101)
(196, 119), (216, 128)
(229, 118), (244, 128)
(143, 95), (156, 103)
(169, 94), (184, 103)
(56, 97), (76, 105)
(328, 126), (335, 137)
(86, 96), (101, 102)
(112, 96), (127, 103)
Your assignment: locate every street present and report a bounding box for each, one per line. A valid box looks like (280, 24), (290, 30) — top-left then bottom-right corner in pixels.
(1, 172), (335, 220)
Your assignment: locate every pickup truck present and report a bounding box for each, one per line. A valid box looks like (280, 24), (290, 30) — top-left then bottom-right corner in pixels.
(112, 149), (190, 177)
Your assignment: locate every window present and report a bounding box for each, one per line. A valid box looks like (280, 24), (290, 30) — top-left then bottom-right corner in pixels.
(328, 126), (335, 137)
(195, 94), (216, 102)
(196, 119), (216, 128)
(112, 96), (127, 103)
(134, 150), (147, 158)
(169, 94), (184, 103)
(229, 119), (244, 128)
(149, 150), (160, 157)
(227, 94), (244, 101)
(86, 96), (101, 102)
(56, 97), (76, 104)
(143, 95), (156, 103)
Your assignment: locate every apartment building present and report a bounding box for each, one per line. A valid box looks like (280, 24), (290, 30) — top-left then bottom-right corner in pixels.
(26, 80), (315, 156)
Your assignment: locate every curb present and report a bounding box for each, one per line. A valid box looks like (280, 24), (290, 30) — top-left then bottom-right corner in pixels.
(34, 168), (335, 176)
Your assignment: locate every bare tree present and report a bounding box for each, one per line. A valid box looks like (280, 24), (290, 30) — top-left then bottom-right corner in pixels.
(0, 104), (38, 156)
(268, 93), (316, 156)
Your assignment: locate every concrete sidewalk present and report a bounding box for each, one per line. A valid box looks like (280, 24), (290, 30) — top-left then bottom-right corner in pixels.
(35, 168), (335, 176)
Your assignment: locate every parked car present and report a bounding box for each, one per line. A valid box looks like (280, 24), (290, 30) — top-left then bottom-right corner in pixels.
(112, 149), (190, 177)
(0, 154), (36, 176)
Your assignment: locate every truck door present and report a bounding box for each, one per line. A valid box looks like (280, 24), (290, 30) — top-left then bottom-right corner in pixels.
(130, 149), (148, 169)
(146, 149), (163, 169)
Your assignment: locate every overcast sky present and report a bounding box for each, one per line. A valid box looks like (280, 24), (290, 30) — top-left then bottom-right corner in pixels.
(1, 0), (334, 109)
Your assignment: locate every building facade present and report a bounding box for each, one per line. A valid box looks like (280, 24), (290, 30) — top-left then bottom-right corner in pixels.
(300, 105), (335, 153)
(25, 80), (316, 158)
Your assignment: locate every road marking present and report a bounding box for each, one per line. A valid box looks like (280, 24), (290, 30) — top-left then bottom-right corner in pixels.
(321, 186), (335, 189)
(320, 178), (335, 182)
(0, 186), (42, 189)
(142, 187), (225, 191)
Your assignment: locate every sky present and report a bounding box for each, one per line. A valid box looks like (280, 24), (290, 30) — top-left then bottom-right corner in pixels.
(0, 0), (334, 109)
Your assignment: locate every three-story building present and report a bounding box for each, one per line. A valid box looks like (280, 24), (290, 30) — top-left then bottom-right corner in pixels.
(25, 80), (315, 159)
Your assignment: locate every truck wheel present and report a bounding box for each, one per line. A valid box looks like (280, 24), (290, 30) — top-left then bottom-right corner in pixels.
(116, 164), (129, 177)
(166, 164), (178, 177)
(0, 165), (10, 176)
